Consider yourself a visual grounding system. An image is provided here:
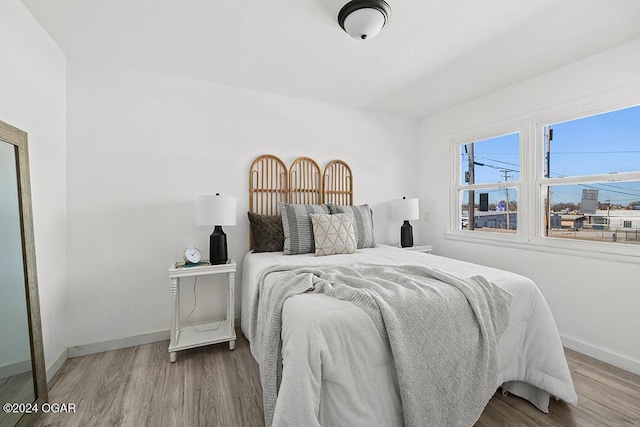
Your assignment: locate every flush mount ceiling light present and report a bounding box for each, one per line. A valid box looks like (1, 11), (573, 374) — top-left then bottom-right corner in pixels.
(338, 0), (391, 40)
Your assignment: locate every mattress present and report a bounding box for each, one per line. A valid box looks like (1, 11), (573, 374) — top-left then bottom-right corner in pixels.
(241, 245), (577, 425)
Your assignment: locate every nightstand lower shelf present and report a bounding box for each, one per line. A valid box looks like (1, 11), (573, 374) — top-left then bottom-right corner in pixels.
(169, 320), (236, 362)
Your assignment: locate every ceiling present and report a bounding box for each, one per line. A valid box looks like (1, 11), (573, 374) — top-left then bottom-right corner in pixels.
(19, 0), (640, 119)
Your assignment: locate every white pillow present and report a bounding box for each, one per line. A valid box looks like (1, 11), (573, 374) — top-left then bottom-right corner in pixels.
(310, 213), (357, 257)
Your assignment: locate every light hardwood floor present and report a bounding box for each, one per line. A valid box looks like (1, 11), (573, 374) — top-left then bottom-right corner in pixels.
(35, 328), (640, 427)
(0, 372), (34, 427)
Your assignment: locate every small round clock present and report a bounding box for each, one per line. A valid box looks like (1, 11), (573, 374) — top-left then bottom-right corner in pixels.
(182, 246), (203, 264)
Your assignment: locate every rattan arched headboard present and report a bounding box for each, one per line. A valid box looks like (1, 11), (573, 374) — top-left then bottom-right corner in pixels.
(248, 154), (353, 249)
(323, 159), (353, 206)
(249, 154), (289, 216)
(289, 157), (323, 205)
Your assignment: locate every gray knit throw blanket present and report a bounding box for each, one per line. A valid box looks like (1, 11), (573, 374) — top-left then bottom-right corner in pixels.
(250, 264), (512, 427)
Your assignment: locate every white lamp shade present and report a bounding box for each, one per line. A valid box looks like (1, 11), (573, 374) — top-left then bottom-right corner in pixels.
(343, 8), (386, 40)
(197, 195), (237, 226)
(391, 198), (420, 221)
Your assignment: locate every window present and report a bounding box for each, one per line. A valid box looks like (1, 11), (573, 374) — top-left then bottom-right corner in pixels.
(541, 105), (640, 245)
(457, 132), (520, 234)
(451, 101), (640, 256)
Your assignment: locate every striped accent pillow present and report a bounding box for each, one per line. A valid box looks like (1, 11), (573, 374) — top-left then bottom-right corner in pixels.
(328, 204), (376, 248)
(279, 202), (330, 255)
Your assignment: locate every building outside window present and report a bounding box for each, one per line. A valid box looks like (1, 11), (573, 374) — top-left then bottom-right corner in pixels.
(541, 104), (640, 245)
(453, 103), (640, 248)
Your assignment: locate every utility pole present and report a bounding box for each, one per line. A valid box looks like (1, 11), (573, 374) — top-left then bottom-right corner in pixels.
(468, 143), (475, 230)
(544, 127), (553, 235)
(502, 169), (511, 230)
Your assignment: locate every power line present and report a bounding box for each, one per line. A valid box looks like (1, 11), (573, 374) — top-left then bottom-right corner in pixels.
(598, 112), (640, 130)
(474, 156), (520, 168)
(577, 183), (640, 198)
(462, 151), (640, 200)
(552, 150), (640, 154)
(462, 158), (640, 198)
(465, 149), (640, 155)
(476, 156), (640, 197)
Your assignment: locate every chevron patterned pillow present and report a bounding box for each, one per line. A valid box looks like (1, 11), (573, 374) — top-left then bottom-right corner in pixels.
(310, 212), (357, 257)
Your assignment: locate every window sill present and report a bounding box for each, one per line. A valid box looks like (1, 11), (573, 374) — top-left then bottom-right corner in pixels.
(444, 230), (640, 264)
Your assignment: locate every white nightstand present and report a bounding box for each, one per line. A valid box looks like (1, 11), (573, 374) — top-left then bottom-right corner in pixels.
(384, 243), (433, 254)
(167, 259), (236, 362)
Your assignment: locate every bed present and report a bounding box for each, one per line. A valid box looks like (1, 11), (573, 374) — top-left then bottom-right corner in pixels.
(243, 154), (577, 426)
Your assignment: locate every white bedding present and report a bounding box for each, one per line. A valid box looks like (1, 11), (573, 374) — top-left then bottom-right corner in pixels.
(241, 245), (577, 426)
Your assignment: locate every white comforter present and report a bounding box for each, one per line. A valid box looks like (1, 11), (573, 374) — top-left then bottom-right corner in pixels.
(241, 245), (577, 426)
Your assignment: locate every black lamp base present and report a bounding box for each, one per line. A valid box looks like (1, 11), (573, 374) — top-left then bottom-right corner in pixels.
(209, 225), (228, 265)
(400, 220), (414, 248)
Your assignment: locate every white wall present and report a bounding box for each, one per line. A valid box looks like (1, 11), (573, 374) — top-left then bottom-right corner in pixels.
(0, 0), (67, 374)
(417, 37), (640, 374)
(66, 59), (418, 347)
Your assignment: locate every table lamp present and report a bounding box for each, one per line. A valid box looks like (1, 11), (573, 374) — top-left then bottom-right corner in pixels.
(390, 197), (419, 247)
(197, 193), (237, 265)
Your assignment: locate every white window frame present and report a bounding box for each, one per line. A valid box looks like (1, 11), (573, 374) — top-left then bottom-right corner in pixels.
(446, 92), (640, 264)
(448, 122), (528, 245)
(530, 101), (640, 259)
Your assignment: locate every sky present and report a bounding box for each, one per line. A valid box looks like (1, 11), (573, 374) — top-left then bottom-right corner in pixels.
(461, 104), (640, 208)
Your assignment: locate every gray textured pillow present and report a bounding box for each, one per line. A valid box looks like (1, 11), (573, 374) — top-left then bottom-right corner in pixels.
(248, 212), (284, 253)
(310, 213), (357, 256)
(279, 202), (330, 255)
(328, 204), (376, 248)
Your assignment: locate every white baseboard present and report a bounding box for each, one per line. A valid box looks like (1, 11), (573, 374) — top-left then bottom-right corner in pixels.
(561, 334), (640, 376)
(0, 359), (31, 380)
(46, 348), (68, 382)
(0, 353), (69, 384)
(51, 317), (241, 377)
(44, 330), (169, 382)
(68, 330), (170, 358)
